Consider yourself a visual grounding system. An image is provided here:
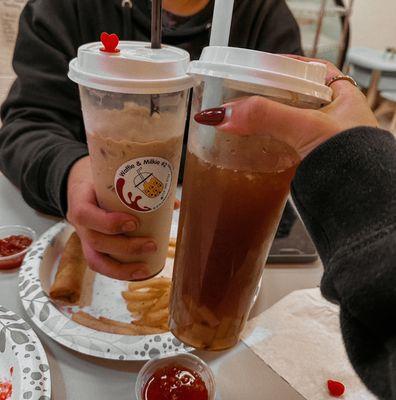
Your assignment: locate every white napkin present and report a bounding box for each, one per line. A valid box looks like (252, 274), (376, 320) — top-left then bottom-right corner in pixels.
(242, 288), (376, 400)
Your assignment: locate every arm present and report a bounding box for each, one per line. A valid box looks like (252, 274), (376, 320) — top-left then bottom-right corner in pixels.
(0, 0), (87, 217)
(0, 0), (157, 280)
(292, 127), (396, 399)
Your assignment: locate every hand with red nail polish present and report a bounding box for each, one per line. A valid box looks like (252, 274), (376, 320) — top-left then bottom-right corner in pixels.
(194, 57), (377, 159)
(66, 156), (156, 281)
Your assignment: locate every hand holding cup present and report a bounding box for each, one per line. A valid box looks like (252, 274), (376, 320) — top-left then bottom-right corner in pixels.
(195, 56), (378, 159)
(66, 156), (156, 281)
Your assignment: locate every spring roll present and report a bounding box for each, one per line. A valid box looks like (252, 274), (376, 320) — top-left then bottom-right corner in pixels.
(72, 312), (166, 335)
(49, 232), (87, 304)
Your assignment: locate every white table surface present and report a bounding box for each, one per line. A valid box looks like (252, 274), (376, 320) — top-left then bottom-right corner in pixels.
(0, 173), (323, 400)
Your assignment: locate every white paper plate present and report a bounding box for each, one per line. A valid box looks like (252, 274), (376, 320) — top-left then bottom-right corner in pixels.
(19, 221), (192, 361)
(0, 306), (51, 400)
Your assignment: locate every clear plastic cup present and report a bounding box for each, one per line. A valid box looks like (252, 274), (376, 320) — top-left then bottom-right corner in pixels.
(79, 87), (188, 275)
(169, 47), (332, 350)
(69, 41), (192, 280)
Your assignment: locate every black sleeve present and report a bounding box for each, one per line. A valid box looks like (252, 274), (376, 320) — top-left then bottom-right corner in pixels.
(256, 0), (303, 55)
(291, 127), (396, 400)
(0, 0), (88, 217)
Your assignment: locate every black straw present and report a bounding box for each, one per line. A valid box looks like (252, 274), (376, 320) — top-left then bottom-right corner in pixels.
(151, 0), (162, 49)
(150, 0), (162, 115)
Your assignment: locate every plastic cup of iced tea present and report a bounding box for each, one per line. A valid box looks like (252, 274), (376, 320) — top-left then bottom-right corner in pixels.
(169, 47), (332, 350)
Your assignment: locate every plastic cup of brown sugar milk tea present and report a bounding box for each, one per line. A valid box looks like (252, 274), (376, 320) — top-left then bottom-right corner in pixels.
(169, 47), (332, 350)
(68, 34), (192, 280)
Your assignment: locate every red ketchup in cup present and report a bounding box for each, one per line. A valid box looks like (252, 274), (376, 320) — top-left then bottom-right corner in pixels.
(0, 235), (32, 269)
(143, 364), (208, 400)
(136, 353), (215, 400)
(0, 380), (12, 400)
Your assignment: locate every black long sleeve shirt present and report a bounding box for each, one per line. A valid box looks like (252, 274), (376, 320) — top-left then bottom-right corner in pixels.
(292, 127), (396, 400)
(0, 0), (302, 217)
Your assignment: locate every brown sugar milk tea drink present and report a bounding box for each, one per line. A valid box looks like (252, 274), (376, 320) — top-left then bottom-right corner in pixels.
(69, 36), (192, 279)
(169, 47), (332, 350)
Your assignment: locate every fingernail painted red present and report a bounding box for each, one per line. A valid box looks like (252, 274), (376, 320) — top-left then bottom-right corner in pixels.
(194, 107), (226, 126)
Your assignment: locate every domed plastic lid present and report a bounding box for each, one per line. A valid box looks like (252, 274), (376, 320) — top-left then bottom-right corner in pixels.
(188, 46), (332, 105)
(69, 39), (193, 94)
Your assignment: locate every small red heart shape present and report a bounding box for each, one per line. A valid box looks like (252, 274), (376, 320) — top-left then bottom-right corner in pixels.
(100, 32), (120, 53)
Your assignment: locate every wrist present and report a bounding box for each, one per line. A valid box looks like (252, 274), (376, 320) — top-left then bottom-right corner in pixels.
(68, 156), (91, 188)
(66, 156), (91, 217)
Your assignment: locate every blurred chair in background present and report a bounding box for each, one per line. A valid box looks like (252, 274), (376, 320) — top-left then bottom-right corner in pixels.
(286, 0), (353, 69)
(376, 91), (396, 133)
(347, 47), (396, 107)
(346, 47), (396, 133)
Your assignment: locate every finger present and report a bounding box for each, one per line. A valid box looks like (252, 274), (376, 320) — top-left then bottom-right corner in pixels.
(327, 78), (362, 101)
(82, 242), (151, 281)
(282, 54), (341, 81)
(283, 54), (360, 100)
(218, 95), (315, 148)
(80, 229), (157, 255)
(69, 186), (140, 235)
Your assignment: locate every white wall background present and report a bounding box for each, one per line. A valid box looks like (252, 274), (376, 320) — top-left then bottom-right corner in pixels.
(351, 0), (396, 50)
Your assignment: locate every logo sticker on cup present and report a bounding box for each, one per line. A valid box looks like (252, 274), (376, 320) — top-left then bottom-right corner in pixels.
(115, 157), (173, 213)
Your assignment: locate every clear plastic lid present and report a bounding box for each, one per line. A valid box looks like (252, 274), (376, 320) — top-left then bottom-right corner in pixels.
(69, 41), (193, 94)
(188, 46), (332, 106)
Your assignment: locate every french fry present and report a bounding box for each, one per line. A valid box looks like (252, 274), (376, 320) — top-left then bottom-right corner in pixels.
(129, 324), (167, 335)
(72, 311), (133, 335)
(73, 310), (97, 323)
(141, 308), (168, 325)
(122, 276), (172, 334)
(129, 324), (168, 334)
(148, 289), (170, 313)
(98, 316), (135, 328)
(169, 238), (177, 248)
(128, 277), (171, 291)
(98, 316), (167, 334)
(133, 317), (168, 329)
(127, 299), (158, 313)
(167, 246), (176, 258)
(122, 290), (161, 302)
(72, 311), (167, 335)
